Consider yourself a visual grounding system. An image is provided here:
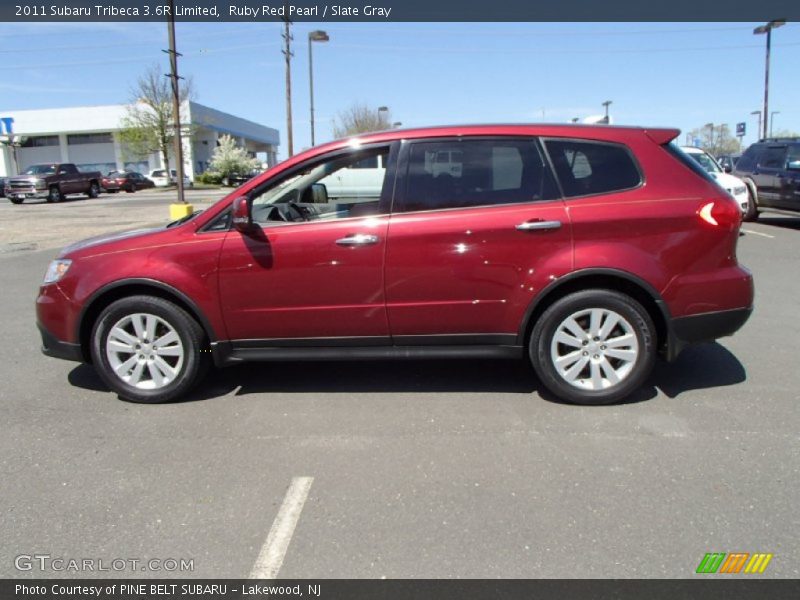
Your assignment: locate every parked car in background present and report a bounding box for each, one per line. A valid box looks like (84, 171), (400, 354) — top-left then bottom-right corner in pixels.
(680, 146), (748, 214)
(717, 153), (741, 173)
(37, 124), (752, 406)
(733, 138), (800, 221)
(102, 171), (155, 193)
(5, 163), (102, 204)
(148, 169), (193, 188)
(222, 169), (263, 187)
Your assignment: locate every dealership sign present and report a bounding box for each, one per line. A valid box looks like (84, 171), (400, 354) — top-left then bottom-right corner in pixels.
(0, 117), (14, 135)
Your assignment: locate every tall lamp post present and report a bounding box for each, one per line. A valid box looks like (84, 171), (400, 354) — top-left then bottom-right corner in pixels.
(770, 111), (780, 137)
(308, 30), (329, 147)
(378, 106), (389, 128)
(750, 110), (762, 142)
(602, 100), (613, 123)
(753, 19), (785, 140)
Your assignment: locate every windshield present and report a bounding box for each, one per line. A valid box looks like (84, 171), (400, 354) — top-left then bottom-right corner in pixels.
(22, 164), (56, 175)
(687, 151), (722, 174)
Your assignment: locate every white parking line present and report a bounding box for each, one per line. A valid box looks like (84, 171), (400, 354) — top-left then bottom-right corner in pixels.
(741, 229), (775, 239)
(249, 476), (314, 579)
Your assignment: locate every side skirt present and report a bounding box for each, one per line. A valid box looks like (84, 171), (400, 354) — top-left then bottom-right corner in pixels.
(211, 340), (523, 367)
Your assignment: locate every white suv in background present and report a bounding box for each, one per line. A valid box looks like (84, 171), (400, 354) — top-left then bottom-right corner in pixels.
(148, 169), (193, 188)
(680, 146), (748, 213)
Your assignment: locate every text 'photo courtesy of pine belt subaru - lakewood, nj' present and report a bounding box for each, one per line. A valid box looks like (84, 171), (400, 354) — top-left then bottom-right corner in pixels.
(36, 124), (754, 405)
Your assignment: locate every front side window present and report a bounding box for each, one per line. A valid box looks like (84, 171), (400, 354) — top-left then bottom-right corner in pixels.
(545, 139), (641, 197)
(400, 139), (557, 213)
(250, 147), (391, 224)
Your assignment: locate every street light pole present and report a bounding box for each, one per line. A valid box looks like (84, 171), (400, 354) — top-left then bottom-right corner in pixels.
(602, 100), (612, 123)
(308, 30), (329, 147)
(754, 19), (785, 140)
(770, 111), (780, 137)
(750, 110), (762, 142)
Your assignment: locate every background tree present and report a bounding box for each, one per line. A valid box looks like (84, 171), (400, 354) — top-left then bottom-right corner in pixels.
(117, 64), (193, 176)
(332, 103), (392, 138)
(208, 134), (260, 180)
(687, 123), (741, 156)
(769, 128), (800, 139)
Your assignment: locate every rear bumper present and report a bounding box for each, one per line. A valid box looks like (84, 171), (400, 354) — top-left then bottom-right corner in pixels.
(665, 306), (753, 361)
(38, 324), (83, 362)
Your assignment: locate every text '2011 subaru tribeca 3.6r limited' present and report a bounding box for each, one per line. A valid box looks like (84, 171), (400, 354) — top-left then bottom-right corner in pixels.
(37, 125), (754, 405)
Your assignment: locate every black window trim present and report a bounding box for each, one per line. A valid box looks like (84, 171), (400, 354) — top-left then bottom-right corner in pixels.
(540, 136), (645, 200)
(392, 135), (561, 216)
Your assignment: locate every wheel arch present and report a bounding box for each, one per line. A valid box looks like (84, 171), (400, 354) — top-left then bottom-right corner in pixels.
(77, 279), (217, 363)
(517, 268), (670, 353)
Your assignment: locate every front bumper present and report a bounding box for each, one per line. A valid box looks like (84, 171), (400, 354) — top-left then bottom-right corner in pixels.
(665, 306), (753, 361)
(38, 324), (83, 362)
(6, 188), (48, 200)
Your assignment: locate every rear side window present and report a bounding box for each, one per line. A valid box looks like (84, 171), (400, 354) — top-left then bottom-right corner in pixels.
(544, 139), (641, 197)
(400, 139), (558, 213)
(758, 146), (787, 169)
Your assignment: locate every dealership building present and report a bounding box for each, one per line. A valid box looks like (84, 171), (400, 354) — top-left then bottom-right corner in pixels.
(0, 102), (280, 179)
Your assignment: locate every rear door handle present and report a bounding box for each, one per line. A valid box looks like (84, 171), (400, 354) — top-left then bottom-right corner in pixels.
(516, 220), (562, 231)
(336, 233), (380, 246)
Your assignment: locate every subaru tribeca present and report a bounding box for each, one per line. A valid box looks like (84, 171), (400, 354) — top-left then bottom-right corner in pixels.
(36, 125), (753, 405)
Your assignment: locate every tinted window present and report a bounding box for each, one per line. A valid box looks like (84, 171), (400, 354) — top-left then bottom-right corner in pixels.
(545, 139), (641, 197)
(759, 146), (787, 169)
(735, 146), (760, 172)
(401, 139), (557, 212)
(787, 145), (800, 169)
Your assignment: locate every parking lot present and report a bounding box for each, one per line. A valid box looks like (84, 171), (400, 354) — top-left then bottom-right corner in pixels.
(0, 194), (798, 579)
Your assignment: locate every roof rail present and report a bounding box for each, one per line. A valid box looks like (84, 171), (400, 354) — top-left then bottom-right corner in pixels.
(758, 137), (800, 143)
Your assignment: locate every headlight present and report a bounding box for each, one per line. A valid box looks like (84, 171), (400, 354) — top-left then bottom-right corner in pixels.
(734, 186), (747, 196)
(43, 259), (72, 284)
(33, 178), (46, 189)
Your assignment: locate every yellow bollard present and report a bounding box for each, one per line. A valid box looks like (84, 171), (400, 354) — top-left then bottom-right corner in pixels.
(169, 203), (194, 220)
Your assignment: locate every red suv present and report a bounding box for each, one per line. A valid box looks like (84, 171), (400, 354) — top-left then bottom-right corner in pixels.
(36, 125), (753, 405)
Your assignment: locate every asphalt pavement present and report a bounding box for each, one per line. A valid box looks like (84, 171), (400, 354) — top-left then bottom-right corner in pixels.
(0, 200), (798, 579)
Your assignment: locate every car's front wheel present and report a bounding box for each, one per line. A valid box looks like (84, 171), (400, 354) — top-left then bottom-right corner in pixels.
(91, 296), (210, 403)
(88, 182), (100, 198)
(743, 181), (759, 222)
(530, 289), (656, 405)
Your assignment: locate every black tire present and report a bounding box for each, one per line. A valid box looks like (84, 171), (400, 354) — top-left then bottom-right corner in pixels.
(90, 295), (210, 403)
(88, 182), (100, 199)
(529, 289), (656, 405)
(742, 180), (759, 222)
(47, 185), (63, 203)
(9, 196), (23, 204)
(125, 184), (135, 193)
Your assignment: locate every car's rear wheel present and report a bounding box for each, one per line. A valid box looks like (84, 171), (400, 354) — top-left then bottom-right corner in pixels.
(743, 181), (759, 222)
(125, 184), (135, 193)
(91, 296), (210, 403)
(530, 289), (656, 405)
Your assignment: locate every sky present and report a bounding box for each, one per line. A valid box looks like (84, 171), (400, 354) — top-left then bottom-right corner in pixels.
(1, 21), (798, 158)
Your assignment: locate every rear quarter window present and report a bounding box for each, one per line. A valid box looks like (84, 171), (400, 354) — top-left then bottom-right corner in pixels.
(544, 139), (641, 197)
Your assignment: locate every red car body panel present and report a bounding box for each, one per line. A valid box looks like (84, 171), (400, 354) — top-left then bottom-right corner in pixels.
(35, 124), (753, 367)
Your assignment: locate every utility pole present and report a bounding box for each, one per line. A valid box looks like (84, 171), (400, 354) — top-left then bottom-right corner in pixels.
(754, 19), (785, 140)
(308, 30), (329, 147)
(165, 0), (186, 205)
(282, 16), (294, 157)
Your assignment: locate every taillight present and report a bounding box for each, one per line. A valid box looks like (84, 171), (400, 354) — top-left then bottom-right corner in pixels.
(697, 199), (741, 228)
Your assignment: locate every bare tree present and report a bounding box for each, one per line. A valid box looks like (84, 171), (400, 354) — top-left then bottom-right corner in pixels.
(332, 103), (391, 138)
(117, 64), (193, 175)
(688, 123), (740, 156)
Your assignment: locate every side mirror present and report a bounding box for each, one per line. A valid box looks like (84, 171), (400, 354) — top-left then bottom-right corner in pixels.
(232, 196), (256, 234)
(722, 164), (732, 173)
(310, 182), (328, 204)
(787, 160), (800, 171)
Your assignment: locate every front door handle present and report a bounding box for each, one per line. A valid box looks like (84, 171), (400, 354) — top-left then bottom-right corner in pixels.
(516, 220), (562, 231)
(336, 233), (380, 246)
